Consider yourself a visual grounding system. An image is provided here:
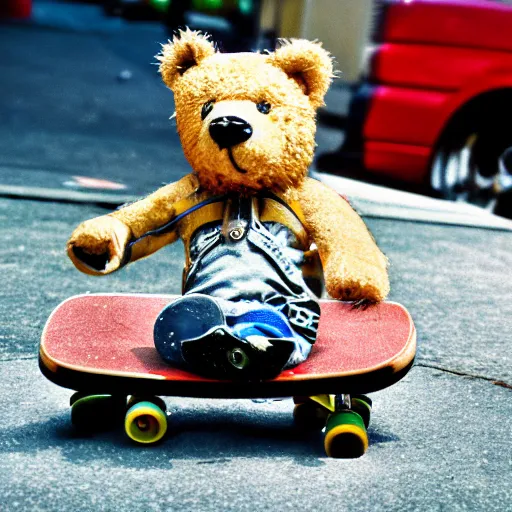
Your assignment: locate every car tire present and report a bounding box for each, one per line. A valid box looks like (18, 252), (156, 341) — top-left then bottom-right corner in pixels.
(431, 122), (512, 211)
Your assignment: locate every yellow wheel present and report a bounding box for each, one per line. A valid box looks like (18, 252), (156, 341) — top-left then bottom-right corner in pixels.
(127, 395), (167, 413)
(125, 401), (168, 444)
(324, 411), (368, 458)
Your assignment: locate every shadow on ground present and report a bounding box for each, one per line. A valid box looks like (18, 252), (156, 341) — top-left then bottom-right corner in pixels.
(0, 403), (399, 468)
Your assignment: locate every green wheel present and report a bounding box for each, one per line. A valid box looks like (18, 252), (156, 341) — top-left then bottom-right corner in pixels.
(351, 395), (372, 429)
(125, 401), (168, 444)
(71, 394), (126, 432)
(324, 411), (368, 458)
(293, 402), (329, 430)
(70, 391), (87, 407)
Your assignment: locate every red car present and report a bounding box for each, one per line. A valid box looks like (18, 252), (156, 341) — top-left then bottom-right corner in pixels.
(0, 0), (31, 19)
(323, 0), (512, 208)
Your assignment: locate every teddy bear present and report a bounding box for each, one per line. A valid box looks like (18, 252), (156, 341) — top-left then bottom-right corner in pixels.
(67, 30), (390, 380)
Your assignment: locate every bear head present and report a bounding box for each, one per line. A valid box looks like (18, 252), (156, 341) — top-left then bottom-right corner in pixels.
(158, 29), (333, 194)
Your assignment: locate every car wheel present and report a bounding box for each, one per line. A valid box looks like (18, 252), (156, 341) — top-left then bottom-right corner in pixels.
(494, 147), (512, 219)
(431, 131), (512, 211)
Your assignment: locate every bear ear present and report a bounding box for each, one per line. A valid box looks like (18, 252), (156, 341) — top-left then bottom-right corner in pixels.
(158, 29), (216, 89)
(268, 39), (334, 108)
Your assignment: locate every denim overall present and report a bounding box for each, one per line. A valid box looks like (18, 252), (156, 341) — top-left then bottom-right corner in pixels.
(152, 193), (321, 378)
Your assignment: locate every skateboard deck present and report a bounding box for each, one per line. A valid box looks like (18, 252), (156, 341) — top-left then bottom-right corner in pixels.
(40, 294), (416, 398)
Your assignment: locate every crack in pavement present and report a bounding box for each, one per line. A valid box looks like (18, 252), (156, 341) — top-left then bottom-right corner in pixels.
(0, 184), (133, 207)
(415, 362), (512, 389)
(0, 355), (38, 363)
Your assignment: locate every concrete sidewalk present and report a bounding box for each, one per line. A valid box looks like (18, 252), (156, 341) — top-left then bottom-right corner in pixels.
(317, 172), (512, 231)
(0, 17), (188, 193)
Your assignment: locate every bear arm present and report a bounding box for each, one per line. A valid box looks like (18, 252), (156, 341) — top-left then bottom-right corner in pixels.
(68, 173), (199, 275)
(110, 173), (199, 238)
(297, 178), (390, 302)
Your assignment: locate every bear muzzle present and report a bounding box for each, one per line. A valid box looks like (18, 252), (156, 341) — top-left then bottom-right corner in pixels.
(209, 116), (253, 150)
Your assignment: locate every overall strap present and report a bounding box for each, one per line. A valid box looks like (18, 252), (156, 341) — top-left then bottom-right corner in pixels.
(121, 189), (310, 268)
(121, 192), (227, 267)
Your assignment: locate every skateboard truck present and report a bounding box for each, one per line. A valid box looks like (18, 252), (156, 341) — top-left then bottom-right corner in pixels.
(294, 393), (372, 458)
(336, 393), (352, 410)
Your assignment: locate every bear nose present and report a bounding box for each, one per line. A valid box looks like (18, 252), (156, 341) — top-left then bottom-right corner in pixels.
(209, 116), (253, 150)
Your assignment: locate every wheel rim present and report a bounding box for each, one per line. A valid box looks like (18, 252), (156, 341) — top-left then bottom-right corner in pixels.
(432, 134), (511, 210)
(498, 147), (512, 196)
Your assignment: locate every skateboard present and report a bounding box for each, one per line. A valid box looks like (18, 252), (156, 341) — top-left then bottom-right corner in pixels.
(40, 294), (416, 458)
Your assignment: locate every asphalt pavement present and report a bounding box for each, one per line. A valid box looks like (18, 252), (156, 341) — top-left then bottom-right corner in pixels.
(1, 4), (511, 511)
(2, 196), (511, 511)
(0, 11), (187, 193)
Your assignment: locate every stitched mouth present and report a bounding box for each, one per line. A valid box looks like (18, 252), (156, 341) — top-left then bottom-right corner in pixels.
(227, 148), (248, 174)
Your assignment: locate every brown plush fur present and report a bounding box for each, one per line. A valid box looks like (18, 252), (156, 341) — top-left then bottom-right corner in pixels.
(294, 179), (389, 302)
(157, 30), (335, 194)
(68, 30), (389, 302)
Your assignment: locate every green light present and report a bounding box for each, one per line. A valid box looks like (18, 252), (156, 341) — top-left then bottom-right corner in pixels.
(149, 0), (170, 13)
(193, 0), (224, 11)
(239, 0), (253, 15)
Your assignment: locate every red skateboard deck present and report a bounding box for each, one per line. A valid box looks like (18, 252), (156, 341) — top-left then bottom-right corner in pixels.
(40, 294), (416, 398)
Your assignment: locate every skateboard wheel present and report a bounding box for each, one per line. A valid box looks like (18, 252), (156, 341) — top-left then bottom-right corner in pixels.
(71, 394), (126, 431)
(293, 402), (329, 430)
(70, 391), (87, 407)
(125, 401), (167, 444)
(351, 395), (372, 429)
(127, 395), (167, 413)
(324, 411), (368, 458)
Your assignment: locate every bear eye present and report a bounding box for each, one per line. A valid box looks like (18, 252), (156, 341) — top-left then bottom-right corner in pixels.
(256, 101), (271, 115)
(201, 100), (215, 120)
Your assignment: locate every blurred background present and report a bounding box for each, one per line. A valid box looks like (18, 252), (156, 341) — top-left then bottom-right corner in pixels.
(1, 0), (512, 218)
